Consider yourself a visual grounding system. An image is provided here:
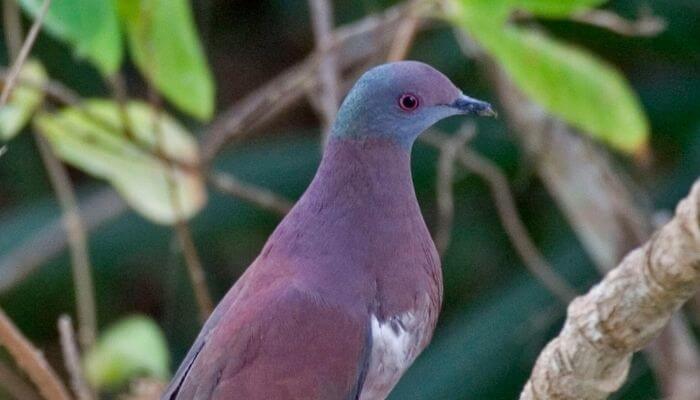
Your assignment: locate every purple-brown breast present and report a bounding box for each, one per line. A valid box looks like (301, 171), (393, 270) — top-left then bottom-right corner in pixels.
(163, 137), (442, 400)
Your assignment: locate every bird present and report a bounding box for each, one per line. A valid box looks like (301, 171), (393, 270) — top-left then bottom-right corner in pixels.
(163, 61), (495, 400)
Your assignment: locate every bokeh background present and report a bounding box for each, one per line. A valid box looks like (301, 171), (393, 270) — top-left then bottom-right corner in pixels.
(1, 0), (699, 399)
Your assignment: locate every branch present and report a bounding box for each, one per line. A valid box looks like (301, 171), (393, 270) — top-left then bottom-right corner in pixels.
(421, 131), (576, 303)
(430, 125), (475, 256)
(2, 0), (23, 59)
(479, 42), (700, 397)
(0, 360), (41, 400)
(0, 4), (410, 293)
(200, 4), (408, 162)
(521, 180), (700, 400)
(209, 171), (293, 216)
(3, 0), (98, 350)
(307, 0), (340, 146)
(58, 316), (93, 400)
(148, 88), (213, 321)
(387, 0), (423, 61)
(0, 307), (72, 400)
(0, 0), (51, 107)
(34, 133), (97, 349)
(571, 8), (666, 37)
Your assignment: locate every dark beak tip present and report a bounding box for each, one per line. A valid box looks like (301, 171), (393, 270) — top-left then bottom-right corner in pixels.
(480, 106), (498, 118)
(453, 95), (498, 118)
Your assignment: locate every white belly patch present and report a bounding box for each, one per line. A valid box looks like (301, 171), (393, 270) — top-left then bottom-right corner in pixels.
(359, 312), (426, 400)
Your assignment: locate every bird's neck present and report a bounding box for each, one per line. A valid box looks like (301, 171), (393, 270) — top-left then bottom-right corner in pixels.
(307, 136), (417, 214)
(267, 136), (422, 257)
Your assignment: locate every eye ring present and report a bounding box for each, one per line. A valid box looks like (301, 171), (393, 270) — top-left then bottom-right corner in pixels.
(398, 93), (419, 112)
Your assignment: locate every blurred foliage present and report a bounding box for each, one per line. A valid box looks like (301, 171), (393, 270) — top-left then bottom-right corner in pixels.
(0, 0), (699, 399)
(450, 0), (649, 154)
(118, 0), (215, 120)
(18, 0), (122, 75)
(35, 100), (206, 223)
(0, 59), (45, 140)
(83, 315), (170, 390)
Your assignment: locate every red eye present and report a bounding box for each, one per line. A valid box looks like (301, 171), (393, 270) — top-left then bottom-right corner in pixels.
(398, 94), (419, 111)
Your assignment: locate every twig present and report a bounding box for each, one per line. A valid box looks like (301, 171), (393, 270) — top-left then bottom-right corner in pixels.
(200, 3), (409, 162)
(58, 316), (93, 400)
(0, 359), (42, 400)
(422, 131), (576, 303)
(0, 67), (83, 105)
(3, 0), (97, 350)
(2, 0), (22, 59)
(0, 0), (51, 107)
(307, 0), (340, 146)
(520, 180), (700, 400)
(0, 145), (6, 157)
(34, 133), (97, 349)
(432, 125), (475, 256)
(0, 4), (412, 293)
(148, 88), (213, 321)
(209, 171), (293, 215)
(387, 0), (422, 61)
(0, 307), (72, 400)
(571, 8), (666, 37)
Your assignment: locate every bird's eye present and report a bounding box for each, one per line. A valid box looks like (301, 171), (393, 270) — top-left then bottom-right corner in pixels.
(398, 94), (419, 112)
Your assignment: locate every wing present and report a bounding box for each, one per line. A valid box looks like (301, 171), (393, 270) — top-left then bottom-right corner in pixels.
(163, 284), (371, 400)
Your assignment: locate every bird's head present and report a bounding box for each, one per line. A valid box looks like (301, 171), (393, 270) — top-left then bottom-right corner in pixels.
(331, 61), (496, 149)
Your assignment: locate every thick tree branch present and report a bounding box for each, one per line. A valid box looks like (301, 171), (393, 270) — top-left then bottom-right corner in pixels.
(521, 180), (700, 400)
(476, 38), (700, 398)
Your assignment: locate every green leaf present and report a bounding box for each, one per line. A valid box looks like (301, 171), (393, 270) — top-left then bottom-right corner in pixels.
(18, 0), (122, 75)
(0, 59), (47, 140)
(83, 315), (170, 389)
(35, 100), (207, 224)
(118, 0), (215, 121)
(509, 0), (607, 17)
(450, 2), (649, 154)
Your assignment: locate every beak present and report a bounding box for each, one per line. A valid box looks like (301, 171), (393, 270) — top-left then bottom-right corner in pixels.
(451, 94), (497, 117)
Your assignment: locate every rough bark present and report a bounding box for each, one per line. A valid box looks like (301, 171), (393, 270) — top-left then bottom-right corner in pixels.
(487, 62), (700, 399)
(520, 180), (700, 399)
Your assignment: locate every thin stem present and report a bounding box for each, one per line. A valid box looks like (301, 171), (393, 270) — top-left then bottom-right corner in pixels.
(0, 0), (51, 107)
(0, 307), (72, 400)
(307, 0), (340, 147)
(209, 171), (293, 216)
(57, 316), (94, 400)
(0, 360), (41, 400)
(34, 133), (97, 348)
(422, 131), (576, 303)
(387, 0), (422, 61)
(433, 126), (475, 256)
(148, 89), (213, 321)
(2, 0), (23, 59)
(2, 0), (97, 350)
